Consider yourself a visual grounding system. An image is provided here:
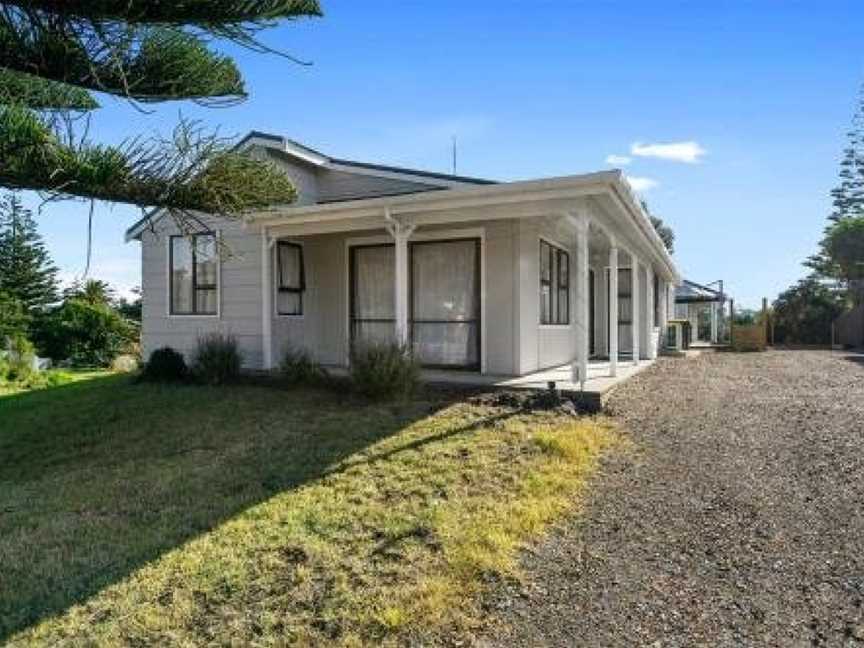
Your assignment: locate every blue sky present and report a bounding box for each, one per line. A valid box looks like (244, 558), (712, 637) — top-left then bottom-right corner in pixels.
(20, 1), (864, 308)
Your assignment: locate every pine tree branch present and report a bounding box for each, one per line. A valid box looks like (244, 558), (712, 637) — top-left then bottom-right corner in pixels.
(0, 1), (322, 27)
(0, 10), (246, 103)
(0, 106), (297, 214)
(0, 69), (98, 110)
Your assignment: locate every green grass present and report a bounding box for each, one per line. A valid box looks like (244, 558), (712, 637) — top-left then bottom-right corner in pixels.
(0, 368), (109, 396)
(0, 375), (618, 646)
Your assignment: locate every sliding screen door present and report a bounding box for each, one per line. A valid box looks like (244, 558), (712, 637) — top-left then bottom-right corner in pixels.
(410, 239), (480, 369)
(350, 244), (396, 346)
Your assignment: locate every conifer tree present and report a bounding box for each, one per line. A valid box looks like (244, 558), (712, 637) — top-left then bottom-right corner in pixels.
(0, 192), (59, 311)
(807, 86), (864, 298)
(0, 1), (321, 217)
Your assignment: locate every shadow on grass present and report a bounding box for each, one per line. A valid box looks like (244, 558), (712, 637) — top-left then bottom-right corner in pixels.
(0, 373), (459, 642)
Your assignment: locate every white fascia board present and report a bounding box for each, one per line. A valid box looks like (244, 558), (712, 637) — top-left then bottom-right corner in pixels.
(606, 172), (681, 283)
(251, 172), (620, 226)
(125, 208), (167, 242)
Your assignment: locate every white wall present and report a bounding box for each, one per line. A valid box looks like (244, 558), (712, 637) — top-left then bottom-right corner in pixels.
(140, 215), (265, 368)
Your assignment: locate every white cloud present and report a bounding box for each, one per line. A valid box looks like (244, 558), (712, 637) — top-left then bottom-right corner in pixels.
(625, 176), (659, 192)
(631, 140), (706, 164)
(605, 154), (632, 166)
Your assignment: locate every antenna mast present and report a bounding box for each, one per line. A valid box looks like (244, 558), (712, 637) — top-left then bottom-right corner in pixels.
(452, 136), (457, 175)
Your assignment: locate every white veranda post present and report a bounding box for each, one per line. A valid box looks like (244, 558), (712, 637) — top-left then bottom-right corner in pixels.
(631, 253), (640, 365)
(711, 302), (719, 343)
(658, 275), (668, 351)
(386, 212), (416, 346)
(572, 215), (590, 387)
(261, 228), (273, 370)
(647, 265), (657, 359)
(608, 243), (619, 377)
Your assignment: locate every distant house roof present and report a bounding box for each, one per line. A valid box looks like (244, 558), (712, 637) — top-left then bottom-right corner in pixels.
(676, 279), (727, 304)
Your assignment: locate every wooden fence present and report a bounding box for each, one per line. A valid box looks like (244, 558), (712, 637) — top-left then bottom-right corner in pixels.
(833, 304), (864, 348)
(729, 298), (768, 351)
(730, 324), (767, 351)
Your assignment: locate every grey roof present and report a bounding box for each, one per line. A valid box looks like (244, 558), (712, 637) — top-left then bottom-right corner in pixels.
(240, 130), (497, 185)
(676, 279), (727, 303)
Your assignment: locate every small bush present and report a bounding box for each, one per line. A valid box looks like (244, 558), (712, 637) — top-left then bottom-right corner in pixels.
(280, 345), (328, 386)
(191, 333), (242, 385)
(111, 354), (140, 373)
(140, 347), (188, 383)
(349, 342), (420, 400)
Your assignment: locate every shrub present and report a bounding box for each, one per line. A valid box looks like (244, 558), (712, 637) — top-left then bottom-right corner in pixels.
(349, 342), (420, 400)
(191, 333), (242, 385)
(111, 354), (140, 373)
(5, 334), (36, 382)
(280, 345), (328, 386)
(33, 299), (137, 367)
(140, 347), (188, 383)
(0, 291), (29, 341)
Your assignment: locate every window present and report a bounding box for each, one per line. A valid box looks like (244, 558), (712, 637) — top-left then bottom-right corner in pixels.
(170, 233), (217, 315)
(539, 240), (570, 325)
(277, 241), (305, 315)
(653, 273), (661, 324)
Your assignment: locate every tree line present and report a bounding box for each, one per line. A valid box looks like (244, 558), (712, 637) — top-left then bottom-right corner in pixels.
(0, 192), (140, 370)
(770, 87), (864, 345)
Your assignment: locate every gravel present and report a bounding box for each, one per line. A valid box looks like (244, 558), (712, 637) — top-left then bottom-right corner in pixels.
(480, 350), (864, 647)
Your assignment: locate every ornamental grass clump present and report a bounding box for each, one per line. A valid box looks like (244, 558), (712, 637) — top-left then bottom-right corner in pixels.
(191, 333), (242, 385)
(349, 342), (420, 400)
(279, 344), (328, 386)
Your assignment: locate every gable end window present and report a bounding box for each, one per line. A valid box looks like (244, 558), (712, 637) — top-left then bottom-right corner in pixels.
(170, 233), (218, 315)
(277, 242), (305, 316)
(540, 240), (570, 325)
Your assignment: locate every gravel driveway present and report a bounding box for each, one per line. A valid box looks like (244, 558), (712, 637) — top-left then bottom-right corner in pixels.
(483, 350), (864, 647)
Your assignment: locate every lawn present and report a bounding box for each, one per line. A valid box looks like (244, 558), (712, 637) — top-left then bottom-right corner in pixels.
(0, 374), (618, 646)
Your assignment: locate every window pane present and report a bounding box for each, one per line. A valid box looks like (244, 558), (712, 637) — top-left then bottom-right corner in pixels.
(195, 235), (217, 287)
(619, 269), (632, 297)
(558, 288), (569, 324)
(412, 240), (477, 321)
(171, 237), (193, 314)
(540, 242), (551, 281)
(277, 291), (302, 316)
(540, 285), (551, 323)
(412, 322), (478, 367)
(278, 244), (302, 289)
(353, 246), (395, 319)
(352, 321), (395, 347)
(196, 288), (217, 315)
(558, 251), (569, 286)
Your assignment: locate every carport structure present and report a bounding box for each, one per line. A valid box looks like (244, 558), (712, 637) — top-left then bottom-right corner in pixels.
(675, 279), (728, 345)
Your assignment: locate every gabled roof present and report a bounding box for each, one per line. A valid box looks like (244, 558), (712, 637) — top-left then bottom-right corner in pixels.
(237, 130), (497, 187)
(676, 279), (727, 303)
(125, 132), (497, 241)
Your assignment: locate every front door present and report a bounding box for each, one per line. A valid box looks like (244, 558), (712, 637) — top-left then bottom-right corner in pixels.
(349, 238), (481, 370)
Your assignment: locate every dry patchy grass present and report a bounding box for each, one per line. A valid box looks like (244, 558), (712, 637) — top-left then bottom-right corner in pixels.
(1, 375), (617, 646)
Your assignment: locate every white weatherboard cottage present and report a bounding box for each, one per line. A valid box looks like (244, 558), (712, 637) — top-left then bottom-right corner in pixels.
(127, 132), (681, 389)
